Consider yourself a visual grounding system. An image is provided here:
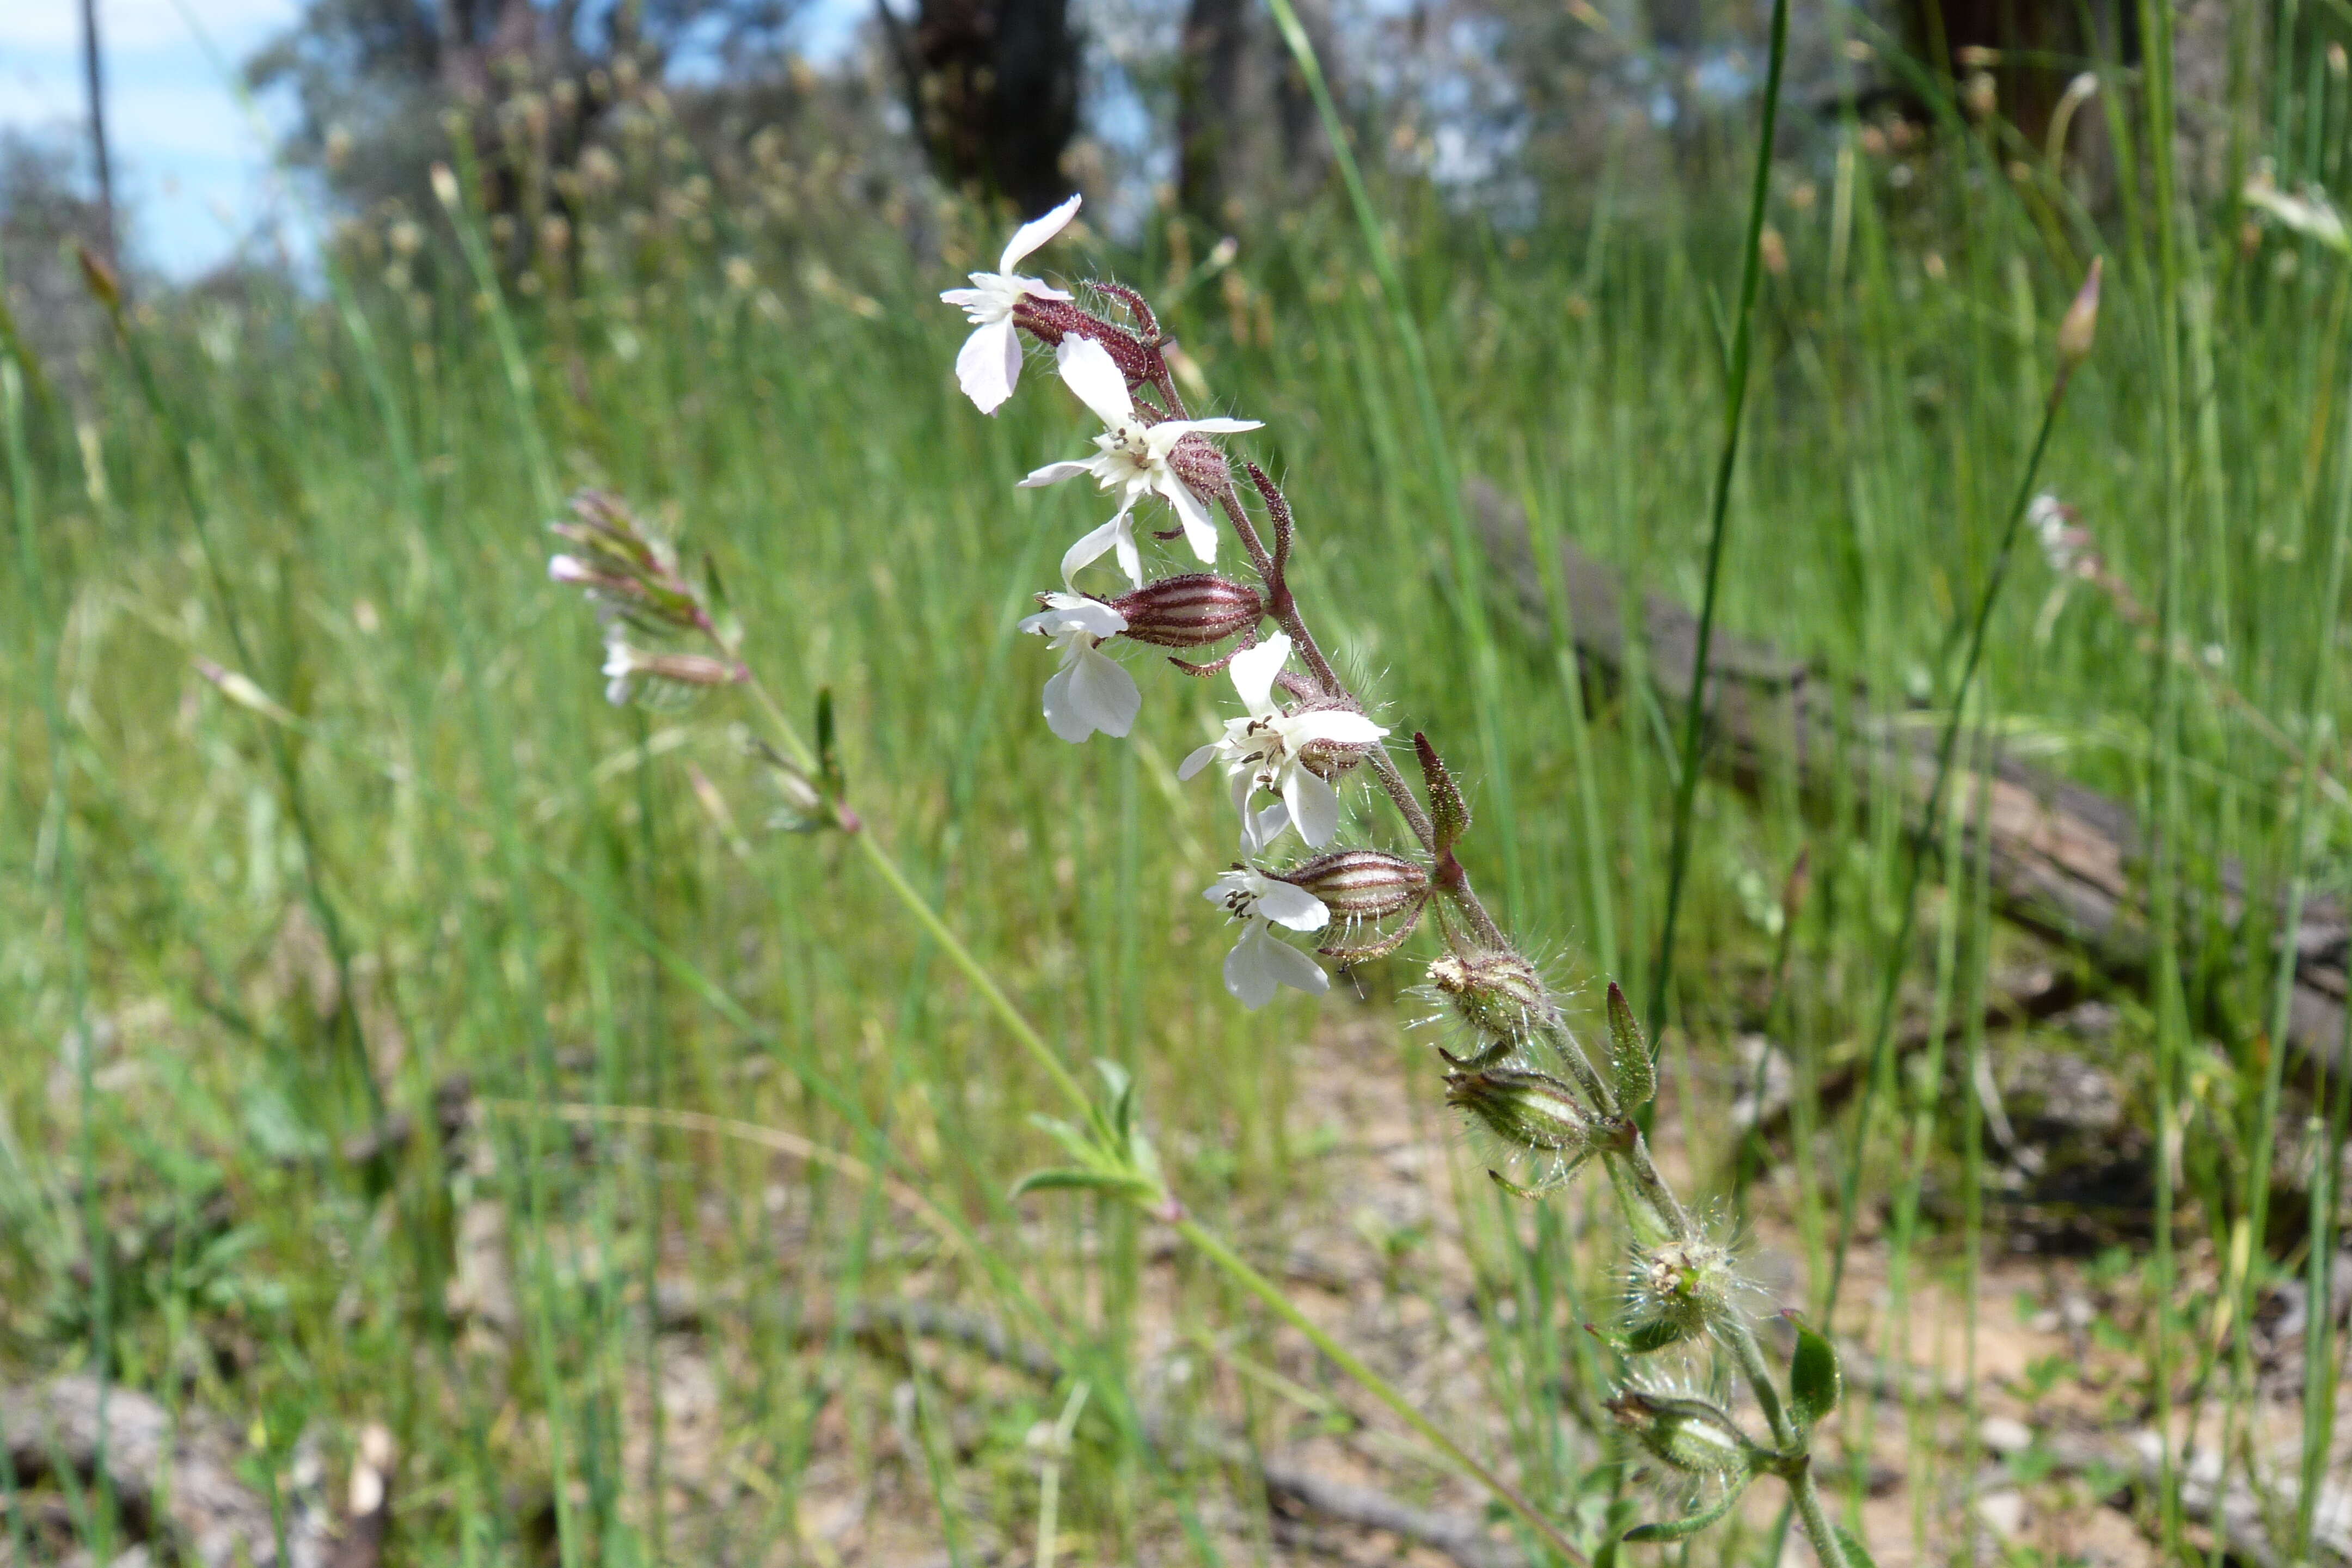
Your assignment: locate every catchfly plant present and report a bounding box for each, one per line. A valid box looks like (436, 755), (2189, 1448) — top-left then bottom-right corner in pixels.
(537, 189), (2095, 1568)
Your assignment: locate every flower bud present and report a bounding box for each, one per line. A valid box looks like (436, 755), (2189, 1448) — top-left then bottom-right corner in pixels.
(1272, 850), (1427, 922)
(1428, 949), (1553, 1039)
(1107, 574), (1264, 648)
(1606, 1391), (1763, 1475)
(2056, 256), (2101, 373)
(1632, 1238), (1739, 1339)
(1444, 1068), (1592, 1154)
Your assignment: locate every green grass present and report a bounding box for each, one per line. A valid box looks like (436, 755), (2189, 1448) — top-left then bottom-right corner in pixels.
(5, 64), (2352, 1563)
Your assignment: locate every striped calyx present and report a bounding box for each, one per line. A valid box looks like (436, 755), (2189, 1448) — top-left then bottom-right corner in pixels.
(1605, 1392), (1762, 1475)
(1108, 573), (1265, 648)
(1271, 850), (1427, 922)
(1444, 1068), (1592, 1154)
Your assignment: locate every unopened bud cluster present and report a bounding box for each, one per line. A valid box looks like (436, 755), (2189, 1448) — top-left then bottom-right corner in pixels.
(548, 491), (744, 707)
(1607, 1391), (1764, 1476)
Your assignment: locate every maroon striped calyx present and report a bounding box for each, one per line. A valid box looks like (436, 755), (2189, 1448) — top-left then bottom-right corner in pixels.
(1269, 850), (1427, 922)
(1107, 573), (1265, 648)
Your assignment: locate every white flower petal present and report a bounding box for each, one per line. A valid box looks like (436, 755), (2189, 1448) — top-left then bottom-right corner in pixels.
(1282, 710), (1387, 749)
(999, 194), (1082, 272)
(1059, 516), (1130, 588)
(1250, 879), (1330, 932)
(1242, 799), (1289, 856)
(1223, 921), (1284, 1009)
(1065, 643), (1140, 738)
(1224, 920), (1326, 1009)
(940, 286), (984, 310)
(1178, 743), (1220, 781)
(1021, 459), (1099, 489)
(1112, 513), (1144, 586)
(1256, 927), (1331, 996)
(1159, 475), (1219, 564)
(1283, 765), (1343, 848)
(955, 317), (1022, 414)
(1171, 417), (1263, 436)
(1227, 634), (1291, 715)
(1203, 869), (1252, 906)
(1040, 660), (1094, 742)
(1056, 337), (1134, 427)
(1021, 592), (1126, 639)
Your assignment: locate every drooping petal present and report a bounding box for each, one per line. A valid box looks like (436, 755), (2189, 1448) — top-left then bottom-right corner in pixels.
(1111, 514), (1144, 586)
(1178, 742), (1221, 781)
(955, 317), (1023, 414)
(1227, 633), (1291, 715)
(999, 193), (1082, 273)
(1224, 920), (1327, 1009)
(1223, 921), (1284, 1010)
(1280, 709), (1387, 749)
(1039, 660), (1095, 743)
(1059, 516), (1135, 588)
(1056, 336), (1134, 427)
(1020, 459), (1100, 489)
(1247, 877), (1330, 932)
(1282, 763), (1344, 848)
(1064, 642), (1141, 738)
(1157, 474), (1219, 564)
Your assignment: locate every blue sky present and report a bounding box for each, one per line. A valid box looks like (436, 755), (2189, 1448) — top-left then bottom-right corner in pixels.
(3, 0), (875, 281)
(3, 0), (307, 279)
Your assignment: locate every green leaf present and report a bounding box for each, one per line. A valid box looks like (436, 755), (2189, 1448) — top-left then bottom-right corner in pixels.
(1590, 1532), (1620, 1568)
(1787, 1313), (1841, 1429)
(1832, 1525), (1878, 1568)
(1606, 982), (1655, 1110)
(1622, 1479), (1748, 1543)
(1010, 1167), (1149, 1200)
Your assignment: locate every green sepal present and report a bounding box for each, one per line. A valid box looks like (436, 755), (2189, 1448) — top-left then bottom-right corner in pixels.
(1618, 1315), (1695, 1355)
(1832, 1525), (1878, 1568)
(1622, 1478), (1750, 1543)
(1605, 982), (1655, 1110)
(1786, 1312), (1841, 1430)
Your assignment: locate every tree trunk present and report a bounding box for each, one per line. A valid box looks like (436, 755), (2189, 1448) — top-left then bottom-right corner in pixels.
(1175, 0), (1331, 229)
(902, 0), (1079, 215)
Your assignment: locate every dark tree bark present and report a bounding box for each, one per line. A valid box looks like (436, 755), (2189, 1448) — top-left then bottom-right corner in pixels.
(1174, 0), (1330, 228)
(894, 0), (1079, 215)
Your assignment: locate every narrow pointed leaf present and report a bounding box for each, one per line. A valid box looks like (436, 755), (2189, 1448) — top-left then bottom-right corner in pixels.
(1010, 1168), (1150, 1200)
(1606, 982), (1655, 1110)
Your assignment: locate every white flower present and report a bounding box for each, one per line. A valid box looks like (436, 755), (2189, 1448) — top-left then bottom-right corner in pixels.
(1018, 592), (1140, 743)
(1020, 337), (1261, 587)
(1178, 634), (1387, 853)
(1204, 868), (1330, 1008)
(602, 634), (645, 706)
(940, 195), (1082, 414)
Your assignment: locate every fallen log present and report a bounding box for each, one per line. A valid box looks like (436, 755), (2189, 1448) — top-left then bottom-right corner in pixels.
(1468, 480), (2350, 1066)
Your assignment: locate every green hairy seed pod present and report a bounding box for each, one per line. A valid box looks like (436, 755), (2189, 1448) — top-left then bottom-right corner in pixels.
(1428, 949), (1553, 1041)
(1606, 1391), (1763, 1475)
(1444, 1068), (1592, 1154)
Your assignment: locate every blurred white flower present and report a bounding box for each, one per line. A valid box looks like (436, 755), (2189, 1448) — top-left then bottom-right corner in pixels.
(1204, 867), (1330, 1008)
(940, 195), (1082, 414)
(1021, 338), (1260, 586)
(1178, 634), (1386, 853)
(1018, 592), (1140, 743)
